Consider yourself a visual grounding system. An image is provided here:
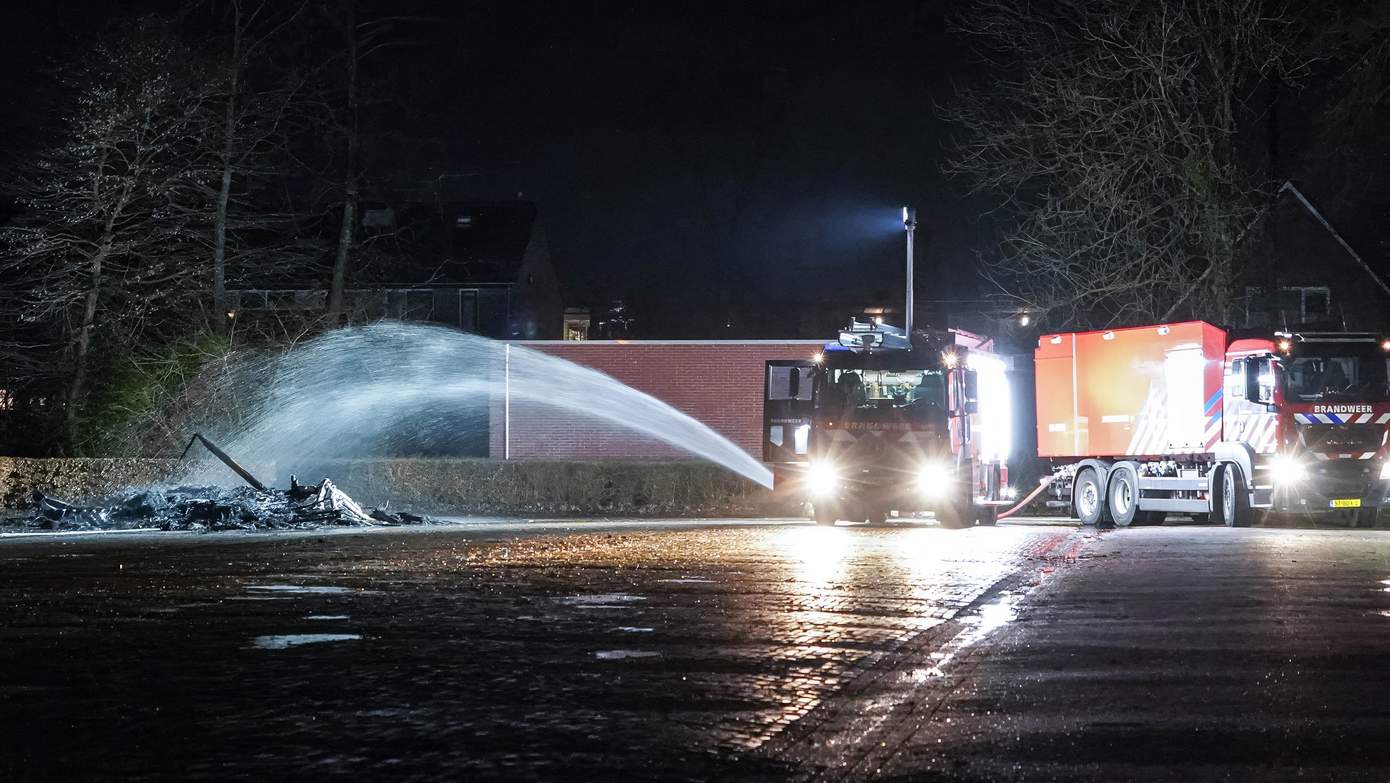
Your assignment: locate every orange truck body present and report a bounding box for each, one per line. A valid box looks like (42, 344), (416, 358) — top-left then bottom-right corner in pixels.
(1036, 321), (1228, 459)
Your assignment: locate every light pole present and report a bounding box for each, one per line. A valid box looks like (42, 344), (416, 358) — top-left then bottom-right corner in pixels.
(902, 206), (917, 337)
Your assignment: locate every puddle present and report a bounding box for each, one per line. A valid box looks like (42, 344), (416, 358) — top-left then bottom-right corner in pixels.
(251, 634), (361, 650)
(561, 593), (647, 609)
(615, 626), (654, 633)
(594, 650), (661, 660)
(658, 577), (715, 585)
(305, 615), (350, 621)
(918, 593), (1023, 678)
(560, 593), (646, 605)
(246, 584), (357, 595)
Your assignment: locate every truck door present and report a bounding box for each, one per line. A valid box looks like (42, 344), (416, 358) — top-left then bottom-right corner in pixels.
(764, 360), (818, 463)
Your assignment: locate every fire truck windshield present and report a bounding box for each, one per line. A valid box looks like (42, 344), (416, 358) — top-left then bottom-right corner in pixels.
(1283, 354), (1390, 402)
(823, 368), (946, 413)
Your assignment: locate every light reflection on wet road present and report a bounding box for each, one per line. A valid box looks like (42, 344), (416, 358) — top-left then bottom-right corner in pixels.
(3, 520), (1389, 780)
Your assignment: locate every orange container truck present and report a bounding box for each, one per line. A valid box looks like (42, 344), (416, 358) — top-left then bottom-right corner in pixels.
(1035, 322), (1390, 527)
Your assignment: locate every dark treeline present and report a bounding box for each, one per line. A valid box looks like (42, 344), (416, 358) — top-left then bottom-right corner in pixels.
(945, 0), (1390, 331)
(0, 1), (443, 456)
(3, 1), (1390, 456)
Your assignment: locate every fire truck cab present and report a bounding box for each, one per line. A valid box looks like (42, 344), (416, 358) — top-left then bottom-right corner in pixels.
(763, 319), (1013, 527)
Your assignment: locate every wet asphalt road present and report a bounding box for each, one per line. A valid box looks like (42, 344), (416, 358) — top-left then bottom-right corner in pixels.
(3, 518), (1390, 781)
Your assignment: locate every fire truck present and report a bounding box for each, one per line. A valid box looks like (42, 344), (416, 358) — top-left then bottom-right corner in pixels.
(1036, 322), (1390, 527)
(762, 318), (1013, 527)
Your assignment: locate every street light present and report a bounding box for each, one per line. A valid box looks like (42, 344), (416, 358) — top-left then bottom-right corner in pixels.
(902, 206), (917, 336)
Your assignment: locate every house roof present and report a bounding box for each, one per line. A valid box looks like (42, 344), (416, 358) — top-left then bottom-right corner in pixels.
(229, 198), (543, 290)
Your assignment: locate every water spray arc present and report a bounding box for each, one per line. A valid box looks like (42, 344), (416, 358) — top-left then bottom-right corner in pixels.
(192, 323), (773, 489)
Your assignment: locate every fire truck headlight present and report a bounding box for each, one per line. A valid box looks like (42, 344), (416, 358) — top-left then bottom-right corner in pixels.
(1270, 455), (1307, 485)
(806, 462), (840, 497)
(917, 461), (953, 498)
(1380, 462), (1390, 481)
(1001, 485), (1018, 501)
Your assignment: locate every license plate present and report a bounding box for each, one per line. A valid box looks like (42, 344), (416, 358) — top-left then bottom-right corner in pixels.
(1330, 499), (1362, 509)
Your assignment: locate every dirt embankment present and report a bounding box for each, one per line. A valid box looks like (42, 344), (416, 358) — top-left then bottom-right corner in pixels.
(0, 458), (796, 518)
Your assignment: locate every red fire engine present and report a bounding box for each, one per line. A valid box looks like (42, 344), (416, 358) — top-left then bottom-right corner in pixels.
(763, 319), (1013, 527)
(1036, 322), (1390, 527)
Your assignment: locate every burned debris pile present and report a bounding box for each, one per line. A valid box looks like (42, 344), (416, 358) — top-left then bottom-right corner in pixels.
(4, 434), (434, 533)
(15, 478), (431, 532)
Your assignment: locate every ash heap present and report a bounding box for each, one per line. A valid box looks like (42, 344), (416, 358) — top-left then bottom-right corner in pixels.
(8, 434), (433, 533)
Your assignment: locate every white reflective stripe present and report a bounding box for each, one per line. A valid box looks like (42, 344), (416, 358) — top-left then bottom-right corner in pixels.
(1360, 452), (1377, 460)
(1379, 413), (1390, 424)
(1355, 413), (1373, 424)
(1256, 416), (1278, 453)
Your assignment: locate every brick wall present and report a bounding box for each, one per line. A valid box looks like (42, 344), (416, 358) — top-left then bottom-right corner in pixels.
(489, 341), (823, 460)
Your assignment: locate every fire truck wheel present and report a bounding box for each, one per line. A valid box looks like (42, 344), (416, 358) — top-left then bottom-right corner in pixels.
(975, 506), (998, 526)
(936, 498), (973, 529)
(1073, 468), (1108, 527)
(1135, 511), (1166, 526)
(1351, 507), (1379, 528)
(1106, 465), (1140, 528)
(865, 506), (888, 526)
(1218, 465), (1252, 528)
(812, 502), (838, 526)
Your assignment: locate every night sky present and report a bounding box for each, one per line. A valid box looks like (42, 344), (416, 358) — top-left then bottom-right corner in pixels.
(413, 2), (990, 318)
(0, 1), (993, 336)
(4, 1), (1384, 337)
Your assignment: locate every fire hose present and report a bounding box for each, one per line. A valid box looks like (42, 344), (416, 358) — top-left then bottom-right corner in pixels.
(996, 475), (1055, 521)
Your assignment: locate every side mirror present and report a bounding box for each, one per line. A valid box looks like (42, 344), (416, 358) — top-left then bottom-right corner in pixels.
(961, 369), (979, 414)
(1246, 357), (1276, 406)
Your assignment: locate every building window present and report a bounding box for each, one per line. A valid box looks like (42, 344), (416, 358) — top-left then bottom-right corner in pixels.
(1303, 288), (1329, 319)
(362, 207), (395, 233)
(266, 290), (297, 309)
(1244, 286), (1332, 326)
(405, 290), (433, 321)
(563, 307), (590, 341)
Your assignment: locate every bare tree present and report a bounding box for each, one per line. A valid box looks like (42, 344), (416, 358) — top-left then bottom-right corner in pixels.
(0, 19), (215, 443)
(325, 0), (360, 325)
(945, 0), (1307, 329)
(204, 0), (313, 334)
(322, 2), (431, 325)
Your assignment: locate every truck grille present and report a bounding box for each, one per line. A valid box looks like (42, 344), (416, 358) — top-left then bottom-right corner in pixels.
(1298, 424), (1386, 454)
(1305, 460), (1377, 498)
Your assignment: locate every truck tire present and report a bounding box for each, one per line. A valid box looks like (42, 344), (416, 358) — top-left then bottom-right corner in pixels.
(976, 506), (998, 526)
(936, 495), (973, 529)
(813, 502), (838, 526)
(1351, 507), (1379, 529)
(1135, 511), (1166, 526)
(1106, 464), (1140, 528)
(1218, 465), (1252, 528)
(1074, 468), (1108, 527)
(865, 506), (888, 526)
